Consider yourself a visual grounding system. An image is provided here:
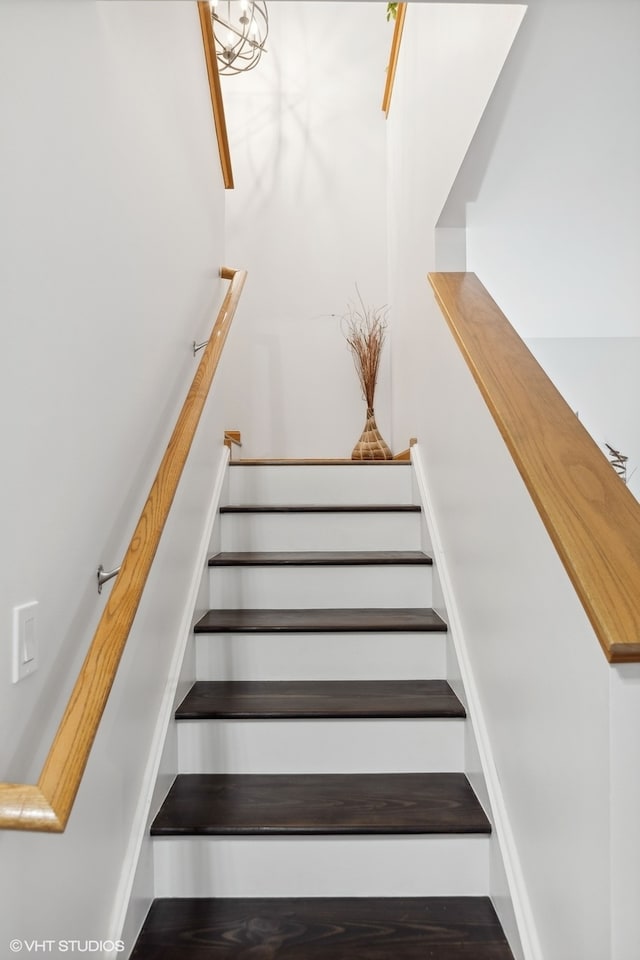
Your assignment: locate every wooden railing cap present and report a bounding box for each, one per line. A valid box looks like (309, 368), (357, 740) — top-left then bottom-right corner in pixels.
(429, 271), (640, 664)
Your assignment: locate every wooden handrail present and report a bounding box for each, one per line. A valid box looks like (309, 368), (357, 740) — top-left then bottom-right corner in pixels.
(382, 3), (407, 118)
(0, 267), (247, 831)
(197, 1), (234, 189)
(429, 272), (640, 664)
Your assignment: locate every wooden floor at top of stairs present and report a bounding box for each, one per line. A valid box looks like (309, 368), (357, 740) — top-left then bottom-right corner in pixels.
(208, 550), (432, 567)
(229, 458), (411, 466)
(150, 772), (490, 836)
(193, 607), (447, 634)
(175, 679), (466, 720)
(130, 896), (515, 959)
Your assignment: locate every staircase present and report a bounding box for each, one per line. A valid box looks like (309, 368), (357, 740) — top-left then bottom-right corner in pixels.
(130, 460), (515, 959)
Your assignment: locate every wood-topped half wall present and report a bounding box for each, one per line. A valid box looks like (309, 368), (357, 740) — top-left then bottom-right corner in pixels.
(0, 268), (247, 832)
(429, 272), (640, 664)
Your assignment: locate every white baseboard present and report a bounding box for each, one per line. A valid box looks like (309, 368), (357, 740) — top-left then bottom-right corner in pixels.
(411, 444), (542, 960)
(107, 447), (230, 959)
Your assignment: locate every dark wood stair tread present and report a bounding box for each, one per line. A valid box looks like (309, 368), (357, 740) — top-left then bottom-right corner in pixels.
(209, 550), (432, 567)
(150, 773), (490, 836)
(176, 680), (465, 720)
(220, 503), (421, 513)
(194, 607), (447, 634)
(131, 896), (515, 959)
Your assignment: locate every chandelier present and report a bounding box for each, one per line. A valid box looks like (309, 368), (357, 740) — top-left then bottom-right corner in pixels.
(209, 0), (269, 75)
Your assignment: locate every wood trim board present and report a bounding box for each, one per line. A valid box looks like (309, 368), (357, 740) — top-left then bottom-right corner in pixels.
(382, 3), (407, 118)
(197, 1), (234, 189)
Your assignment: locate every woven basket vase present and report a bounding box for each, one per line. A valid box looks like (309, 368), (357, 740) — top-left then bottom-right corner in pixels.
(352, 408), (392, 460)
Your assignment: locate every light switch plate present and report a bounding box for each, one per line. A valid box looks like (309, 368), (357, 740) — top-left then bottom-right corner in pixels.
(12, 601), (39, 683)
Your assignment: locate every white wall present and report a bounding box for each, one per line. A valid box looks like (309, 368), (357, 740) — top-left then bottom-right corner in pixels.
(409, 310), (612, 960)
(0, 1), (232, 951)
(387, 1), (525, 445)
(525, 337), (640, 500)
(445, 0), (640, 496)
(385, 5), (532, 953)
(389, 2), (640, 957)
(219, 2), (392, 458)
(460, 0), (640, 339)
(609, 663), (640, 960)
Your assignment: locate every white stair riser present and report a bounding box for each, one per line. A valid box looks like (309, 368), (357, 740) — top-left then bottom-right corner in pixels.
(177, 718), (464, 774)
(227, 464), (414, 506)
(209, 565), (432, 609)
(221, 512), (421, 552)
(153, 835), (490, 898)
(195, 633), (446, 681)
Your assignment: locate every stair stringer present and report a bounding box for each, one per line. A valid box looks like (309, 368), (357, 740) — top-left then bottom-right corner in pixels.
(108, 447), (231, 957)
(411, 442), (537, 960)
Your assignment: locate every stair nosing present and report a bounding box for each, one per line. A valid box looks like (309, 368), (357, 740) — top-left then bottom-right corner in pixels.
(193, 607), (447, 634)
(175, 680), (465, 720)
(208, 550), (432, 567)
(150, 772), (491, 838)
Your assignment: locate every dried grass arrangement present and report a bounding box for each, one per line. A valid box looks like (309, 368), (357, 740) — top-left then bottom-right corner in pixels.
(343, 292), (392, 460)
